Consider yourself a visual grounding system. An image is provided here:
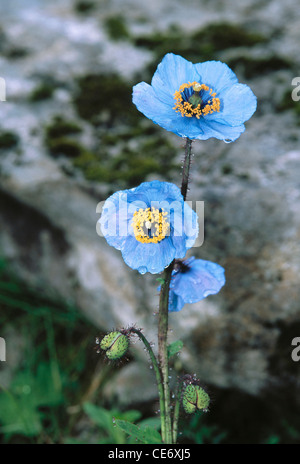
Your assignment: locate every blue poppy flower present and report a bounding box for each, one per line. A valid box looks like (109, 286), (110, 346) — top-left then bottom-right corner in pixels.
(168, 257), (225, 312)
(99, 180), (198, 274)
(132, 53), (256, 142)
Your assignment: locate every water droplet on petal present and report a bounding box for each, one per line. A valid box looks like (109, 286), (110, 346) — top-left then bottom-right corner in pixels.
(203, 289), (213, 298)
(138, 266), (148, 274)
(224, 138), (232, 144)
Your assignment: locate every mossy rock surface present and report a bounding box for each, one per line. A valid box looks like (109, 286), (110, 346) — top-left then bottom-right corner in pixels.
(227, 55), (293, 79)
(29, 83), (56, 102)
(0, 131), (20, 149)
(73, 132), (178, 189)
(74, 0), (96, 14)
(134, 22), (267, 79)
(73, 73), (137, 125)
(104, 15), (130, 41)
(45, 116), (82, 139)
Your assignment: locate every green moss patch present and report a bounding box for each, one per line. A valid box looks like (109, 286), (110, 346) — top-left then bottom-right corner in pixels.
(3, 47), (29, 60)
(133, 22), (267, 76)
(191, 23), (266, 53)
(73, 73), (137, 125)
(74, 0), (96, 14)
(45, 116), (82, 139)
(73, 129), (178, 189)
(44, 116), (87, 159)
(104, 15), (130, 41)
(0, 130), (19, 150)
(44, 113), (178, 188)
(46, 138), (91, 159)
(227, 55), (293, 79)
(29, 83), (56, 102)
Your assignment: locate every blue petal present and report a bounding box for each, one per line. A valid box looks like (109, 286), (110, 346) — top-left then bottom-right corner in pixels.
(151, 53), (200, 103)
(170, 207), (198, 256)
(132, 82), (174, 126)
(133, 84), (206, 139)
(197, 118), (246, 142)
(171, 259), (225, 304)
(99, 190), (132, 250)
(210, 83), (257, 126)
(121, 236), (175, 275)
(133, 83), (203, 139)
(133, 79), (213, 139)
(168, 291), (185, 312)
(163, 114), (207, 139)
(134, 180), (183, 204)
(195, 60), (238, 93)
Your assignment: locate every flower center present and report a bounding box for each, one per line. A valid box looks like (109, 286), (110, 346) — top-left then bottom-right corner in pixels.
(132, 207), (169, 244)
(173, 81), (220, 119)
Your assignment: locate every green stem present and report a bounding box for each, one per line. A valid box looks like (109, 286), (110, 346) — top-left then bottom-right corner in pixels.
(129, 327), (166, 443)
(157, 138), (193, 444)
(181, 138), (193, 200)
(158, 263), (174, 444)
(172, 377), (184, 443)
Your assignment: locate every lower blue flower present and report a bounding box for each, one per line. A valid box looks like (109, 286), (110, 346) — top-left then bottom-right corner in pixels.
(168, 257), (225, 311)
(99, 181), (198, 274)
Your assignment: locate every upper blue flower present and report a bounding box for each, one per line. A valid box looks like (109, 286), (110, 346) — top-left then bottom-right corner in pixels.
(99, 180), (198, 274)
(132, 53), (257, 142)
(168, 257), (225, 312)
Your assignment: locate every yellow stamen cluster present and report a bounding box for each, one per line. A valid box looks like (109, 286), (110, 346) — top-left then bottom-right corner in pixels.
(173, 81), (220, 119)
(132, 207), (169, 244)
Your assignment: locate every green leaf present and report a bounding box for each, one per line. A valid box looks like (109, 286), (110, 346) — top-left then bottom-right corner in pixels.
(0, 389), (42, 437)
(137, 416), (161, 430)
(83, 403), (142, 444)
(167, 340), (183, 359)
(0, 362), (63, 438)
(83, 402), (141, 428)
(115, 419), (162, 444)
(83, 403), (114, 430)
(156, 277), (165, 285)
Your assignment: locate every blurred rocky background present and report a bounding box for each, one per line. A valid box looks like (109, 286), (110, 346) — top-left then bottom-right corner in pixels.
(0, 0), (300, 444)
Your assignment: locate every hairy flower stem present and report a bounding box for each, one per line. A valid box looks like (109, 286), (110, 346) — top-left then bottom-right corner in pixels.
(129, 327), (166, 442)
(181, 138), (193, 199)
(158, 263), (174, 443)
(172, 377), (184, 443)
(158, 138), (193, 444)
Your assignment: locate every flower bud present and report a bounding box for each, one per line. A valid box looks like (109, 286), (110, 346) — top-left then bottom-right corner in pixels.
(100, 331), (129, 360)
(182, 383), (210, 414)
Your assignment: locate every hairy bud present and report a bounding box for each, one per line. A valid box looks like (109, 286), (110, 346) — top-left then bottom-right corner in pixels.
(182, 383), (210, 414)
(99, 331), (129, 360)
